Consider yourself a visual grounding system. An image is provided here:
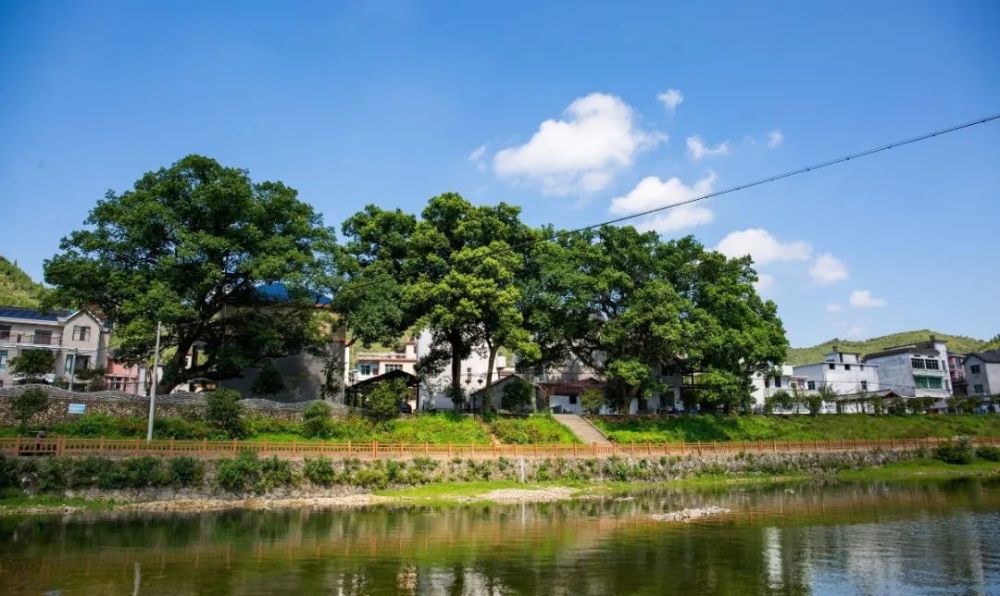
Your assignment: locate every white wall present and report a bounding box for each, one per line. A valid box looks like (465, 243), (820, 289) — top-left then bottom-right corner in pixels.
(965, 357), (1000, 396)
(793, 361), (879, 395)
(865, 348), (950, 398)
(416, 330), (508, 410)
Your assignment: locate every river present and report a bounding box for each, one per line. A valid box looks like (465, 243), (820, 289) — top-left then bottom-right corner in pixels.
(2, 478), (999, 594)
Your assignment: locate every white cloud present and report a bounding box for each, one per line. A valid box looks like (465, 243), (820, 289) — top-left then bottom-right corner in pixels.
(686, 135), (730, 160)
(767, 129), (784, 148)
(809, 253), (849, 284)
(657, 88), (684, 112)
(634, 205), (714, 234)
(755, 273), (776, 294)
(468, 144), (488, 171)
(715, 229), (812, 265)
(493, 93), (665, 195)
(610, 172), (716, 215)
(849, 290), (887, 309)
(826, 302), (843, 313)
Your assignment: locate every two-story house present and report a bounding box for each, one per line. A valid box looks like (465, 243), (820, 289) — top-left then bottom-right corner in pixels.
(862, 336), (952, 402)
(0, 306), (109, 388)
(752, 364), (809, 411)
(964, 351), (1000, 398)
(352, 340), (419, 384)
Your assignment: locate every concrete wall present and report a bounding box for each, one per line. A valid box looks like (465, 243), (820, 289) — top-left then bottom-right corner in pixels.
(219, 342), (348, 403)
(416, 330), (508, 410)
(865, 349), (950, 398)
(793, 362), (879, 395)
(966, 358), (1000, 395)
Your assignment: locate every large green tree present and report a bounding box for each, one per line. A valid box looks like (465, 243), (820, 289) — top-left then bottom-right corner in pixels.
(44, 155), (335, 392)
(524, 227), (787, 413)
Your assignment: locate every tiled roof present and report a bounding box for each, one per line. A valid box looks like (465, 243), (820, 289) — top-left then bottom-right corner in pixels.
(969, 350), (1000, 364)
(0, 306), (71, 322)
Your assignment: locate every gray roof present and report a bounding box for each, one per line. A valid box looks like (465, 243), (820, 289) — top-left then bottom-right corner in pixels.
(968, 350), (1000, 364)
(0, 306), (71, 322)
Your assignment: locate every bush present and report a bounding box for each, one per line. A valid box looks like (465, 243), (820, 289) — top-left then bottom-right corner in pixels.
(0, 455), (21, 489)
(258, 456), (296, 492)
(581, 388), (604, 415)
(500, 379), (534, 412)
(302, 402), (334, 439)
(168, 457), (205, 487)
(36, 458), (70, 492)
(155, 416), (218, 440)
(118, 456), (169, 488)
(215, 451), (260, 492)
(935, 438), (975, 465)
(303, 457), (336, 486)
(977, 445), (1000, 462)
(69, 456), (114, 488)
(251, 361), (285, 397)
(206, 389), (248, 439)
(10, 387), (49, 429)
(366, 378), (407, 422)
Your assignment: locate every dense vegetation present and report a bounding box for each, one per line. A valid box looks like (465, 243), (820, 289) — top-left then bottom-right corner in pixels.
(787, 329), (994, 365)
(485, 414), (579, 444)
(591, 414), (1000, 443)
(0, 256), (48, 308)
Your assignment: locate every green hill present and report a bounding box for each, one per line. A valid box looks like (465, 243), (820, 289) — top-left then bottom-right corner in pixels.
(0, 256), (48, 308)
(788, 330), (993, 365)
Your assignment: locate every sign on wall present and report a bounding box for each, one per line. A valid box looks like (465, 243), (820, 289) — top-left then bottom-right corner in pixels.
(68, 403), (86, 415)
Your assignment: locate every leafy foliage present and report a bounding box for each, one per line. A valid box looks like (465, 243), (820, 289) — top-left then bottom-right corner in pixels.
(935, 438), (975, 465)
(500, 379), (534, 412)
(10, 387), (49, 428)
(366, 378), (407, 422)
(44, 155), (336, 391)
(251, 361), (285, 396)
(580, 387), (605, 415)
(302, 401), (334, 439)
(206, 389), (248, 439)
(0, 256), (49, 308)
(9, 350), (56, 380)
(486, 414), (579, 444)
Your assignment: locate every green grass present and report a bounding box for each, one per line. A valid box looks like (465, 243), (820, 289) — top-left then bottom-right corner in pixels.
(837, 458), (1000, 481)
(0, 489), (116, 513)
(591, 414), (1000, 444)
(486, 414), (580, 444)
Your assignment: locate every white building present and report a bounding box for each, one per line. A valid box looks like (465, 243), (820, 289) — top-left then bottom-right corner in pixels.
(751, 365), (808, 410)
(964, 350), (1000, 397)
(862, 336), (952, 401)
(793, 349), (880, 397)
(415, 330), (509, 411)
(352, 340), (418, 383)
(0, 306), (110, 388)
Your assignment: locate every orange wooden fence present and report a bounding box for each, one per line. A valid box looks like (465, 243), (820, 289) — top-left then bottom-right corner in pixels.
(3, 435), (998, 460)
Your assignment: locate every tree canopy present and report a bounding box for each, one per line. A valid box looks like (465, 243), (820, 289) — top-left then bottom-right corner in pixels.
(44, 155), (336, 392)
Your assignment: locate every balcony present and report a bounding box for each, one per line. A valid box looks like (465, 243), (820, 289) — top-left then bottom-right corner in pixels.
(0, 333), (63, 348)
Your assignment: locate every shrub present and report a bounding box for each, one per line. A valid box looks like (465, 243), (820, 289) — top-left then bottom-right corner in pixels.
(303, 457), (336, 486)
(581, 388), (604, 415)
(935, 438), (975, 465)
(302, 402), (334, 439)
(9, 350), (56, 381)
(10, 387), (49, 429)
(36, 458), (70, 492)
(215, 451), (261, 492)
(251, 361), (285, 397)
(247, 415), (301, 436)
(206, 389), (248, 439)
(366, 378), (407, 422)
(119, 457), (169, 488)
(155, 416), (218, 440)
(168, 457), (205, 487)
(500, 379), (534, 412)
(69, 456), (114, 488)
(977, 445), (1000, 462)
(0, 455), (21, 489)
(257, 456), (296, 492)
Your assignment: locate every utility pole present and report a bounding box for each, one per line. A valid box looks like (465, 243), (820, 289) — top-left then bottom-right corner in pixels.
(69, 347), (78, 391)
(145, 321), (162, 442)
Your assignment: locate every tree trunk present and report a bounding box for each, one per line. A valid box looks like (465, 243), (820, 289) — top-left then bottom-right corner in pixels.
(485, 342), (497, 412)
(450, 335), (463, 410)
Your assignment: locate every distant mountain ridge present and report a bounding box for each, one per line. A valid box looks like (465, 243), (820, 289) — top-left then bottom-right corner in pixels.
(788, 330), (996, 365)
(0, 256), (48, 309)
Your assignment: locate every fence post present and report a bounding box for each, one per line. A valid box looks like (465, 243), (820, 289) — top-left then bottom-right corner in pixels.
(202, 439), (207, 457)
(425, 442), (429, 457)
(232, 439), (237, 454)
(448, 442), (452, 458)
(170, 438), (175, 456)
(347, 440), (352, 456)
(14, 435), (21, 455)
(57, 436), (64, 456)
(372, 441), (378, 459)
(772, 439), (777, 452)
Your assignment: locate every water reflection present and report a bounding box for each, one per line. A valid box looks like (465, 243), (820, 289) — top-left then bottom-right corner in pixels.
(1, 479), (999, 595)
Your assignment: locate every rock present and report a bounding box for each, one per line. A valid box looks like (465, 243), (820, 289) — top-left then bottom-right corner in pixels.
(650, 506), (730, 522)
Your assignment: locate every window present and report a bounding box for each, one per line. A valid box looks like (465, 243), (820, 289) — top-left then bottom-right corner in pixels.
(774, 376), (782, 388)
(925, 359), (940, 370)
(0, 325), (10, 340)
(33, 330), (52, 345)
(0, 350), (6, 372)
(844, 364), (851, 371)
(914, 375), (943, 390)
(861, 380), (868, 391)
(65, 355), (75, 374)
(911, 358), (925, 369)
(807, 381), (816, 390)
(828, 363), (836, 370)
(385, 364), (403, 373)
(358, 364), (372, 376)
(569, 395), (578, 405)
(72, 326), (91, 342)
(974, 384), (985, 394)
(971, 365), (982, 375)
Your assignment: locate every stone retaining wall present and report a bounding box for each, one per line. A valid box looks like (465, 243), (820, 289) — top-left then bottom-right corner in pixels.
(0, 384), (351, 425)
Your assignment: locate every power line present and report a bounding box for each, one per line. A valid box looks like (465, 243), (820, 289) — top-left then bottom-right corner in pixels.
(337, 112), (1000, 295)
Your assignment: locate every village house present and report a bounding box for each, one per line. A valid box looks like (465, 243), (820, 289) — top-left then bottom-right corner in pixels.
(351, 340), (418, 384)
(0, 306), (110, 388)
(793, 349), (880, 399)
(415, 330), (509, 411)
(751, 365), (808, 411)
(862, 336), (952, 403)
(964, 350), (1000, 398)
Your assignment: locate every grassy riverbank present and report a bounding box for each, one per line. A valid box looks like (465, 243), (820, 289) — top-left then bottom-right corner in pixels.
(591, 414), (1000, 443)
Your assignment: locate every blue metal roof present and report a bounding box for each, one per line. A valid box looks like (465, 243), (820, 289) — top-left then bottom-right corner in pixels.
(255, 282), (332, 306)
(0, 306), (71, 321)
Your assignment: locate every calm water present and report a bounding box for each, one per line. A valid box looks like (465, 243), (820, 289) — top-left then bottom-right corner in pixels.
(2, 479), (1000, 595)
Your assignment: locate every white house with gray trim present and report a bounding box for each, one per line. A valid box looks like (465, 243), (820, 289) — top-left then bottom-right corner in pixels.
(861, 336), (952, 401)
(0, 306), (109, 388)
(964, 351), (1000, 397)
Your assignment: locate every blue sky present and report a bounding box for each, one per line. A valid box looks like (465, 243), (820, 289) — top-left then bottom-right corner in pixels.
(1, 1), (998, 347)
